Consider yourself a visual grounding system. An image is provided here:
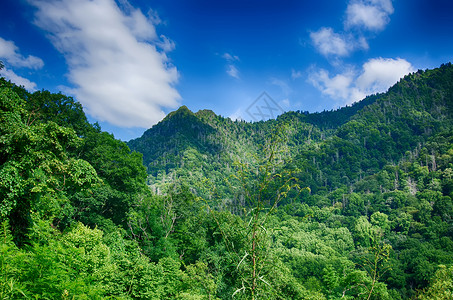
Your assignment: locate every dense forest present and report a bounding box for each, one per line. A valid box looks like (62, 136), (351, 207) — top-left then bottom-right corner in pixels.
(1, 63), (453, 299)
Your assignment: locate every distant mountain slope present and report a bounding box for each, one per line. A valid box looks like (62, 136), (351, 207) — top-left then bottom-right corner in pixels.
(311, 64), (453, 188)
(128, 63), (453, 198)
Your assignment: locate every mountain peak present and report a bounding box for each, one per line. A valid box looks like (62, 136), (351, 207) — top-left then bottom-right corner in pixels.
(173, 105), (193, 115)
(163, 105), (194, 121)
(176, 105), (192, 113)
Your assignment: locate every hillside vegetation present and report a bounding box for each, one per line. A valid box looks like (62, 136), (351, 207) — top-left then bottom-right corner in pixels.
(1, 63), (453, 299)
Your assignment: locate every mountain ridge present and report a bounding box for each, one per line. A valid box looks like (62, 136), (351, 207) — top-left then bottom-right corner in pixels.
(128, 63), (453, 198)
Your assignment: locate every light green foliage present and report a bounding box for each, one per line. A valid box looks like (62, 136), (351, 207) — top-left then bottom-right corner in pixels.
(370, 212), (390, 234)
(180, 261), (219, 299)
(0, 221), (27, 299)
(225, 124), (304, 299)
(354, 216), (376, 248)
(0, 219), (191, 299)
(417, 265), (453, 299)
(356, 242), (393, 300)
(0, 219), (105, 299)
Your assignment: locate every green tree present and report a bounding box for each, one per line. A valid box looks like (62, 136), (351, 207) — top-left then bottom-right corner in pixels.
(0, 86), (99, 242)
(417, 265), (453, 300)
(24, 90), (93, 137)
(357, 242), (392, 300)
(180, 261), (219, 300)
(75, 130), (147, 226)
(370, 212), (390, 234)
(228, 124), (304, 299)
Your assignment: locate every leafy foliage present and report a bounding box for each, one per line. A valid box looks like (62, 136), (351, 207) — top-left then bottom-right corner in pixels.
(1, 63), (453, 299)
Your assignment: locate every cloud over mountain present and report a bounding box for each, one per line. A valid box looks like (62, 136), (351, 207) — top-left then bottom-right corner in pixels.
(28, 0), (180, 128)
(309, 58), (414, 105)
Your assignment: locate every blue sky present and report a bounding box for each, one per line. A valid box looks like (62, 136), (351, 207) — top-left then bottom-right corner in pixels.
(1, 0), (452, 141)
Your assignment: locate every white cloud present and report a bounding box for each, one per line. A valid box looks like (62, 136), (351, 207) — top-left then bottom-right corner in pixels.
(309, 58), (414, 105)
(226, 65), (240, 79)
(309, 68), (359, 102)
(28, 0), (180, 128)
(0, 37), (43, 91)
(0, 68), (38, 91)
(357, 36), (370, 51)
(310, 0), (393, 60)
(310, 28), (351, 57)
(372, 0), (394, 14)
(356, 57), (414, 94)
(0, 37), (44, 69)
(310, 27), (370, 59)
(345, 0), (394, 31)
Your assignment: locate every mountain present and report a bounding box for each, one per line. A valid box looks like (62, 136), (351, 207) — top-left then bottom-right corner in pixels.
(126, 65), (453, 297)
(128, 63), (453, 198)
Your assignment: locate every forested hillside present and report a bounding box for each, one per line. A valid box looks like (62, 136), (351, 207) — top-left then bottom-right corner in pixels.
(1, 63), (453, 299)
(130, 63), (453, 199)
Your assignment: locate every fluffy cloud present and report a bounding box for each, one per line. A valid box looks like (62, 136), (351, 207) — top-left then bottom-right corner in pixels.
(309, 68), (358, 101)
(0, 68), (38, 91)
(0, 37), (44, 69)
(309, 58), (414, 105)
(157, 35), (176, 52)
(356, 58), (414, 94)
(310, 0), (393, 59)
(0, 37), (43, 91)
(310, 28), (351, 57)
(346, 0), (394, 31)
(310, 28), (370, 58)
(28, 0), (180, 128)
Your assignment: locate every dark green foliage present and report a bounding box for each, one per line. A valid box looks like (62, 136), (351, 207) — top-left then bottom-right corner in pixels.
(74, 130), (148, 226)
(23, 90), (92, 137)
(0, 81), (100, 243)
